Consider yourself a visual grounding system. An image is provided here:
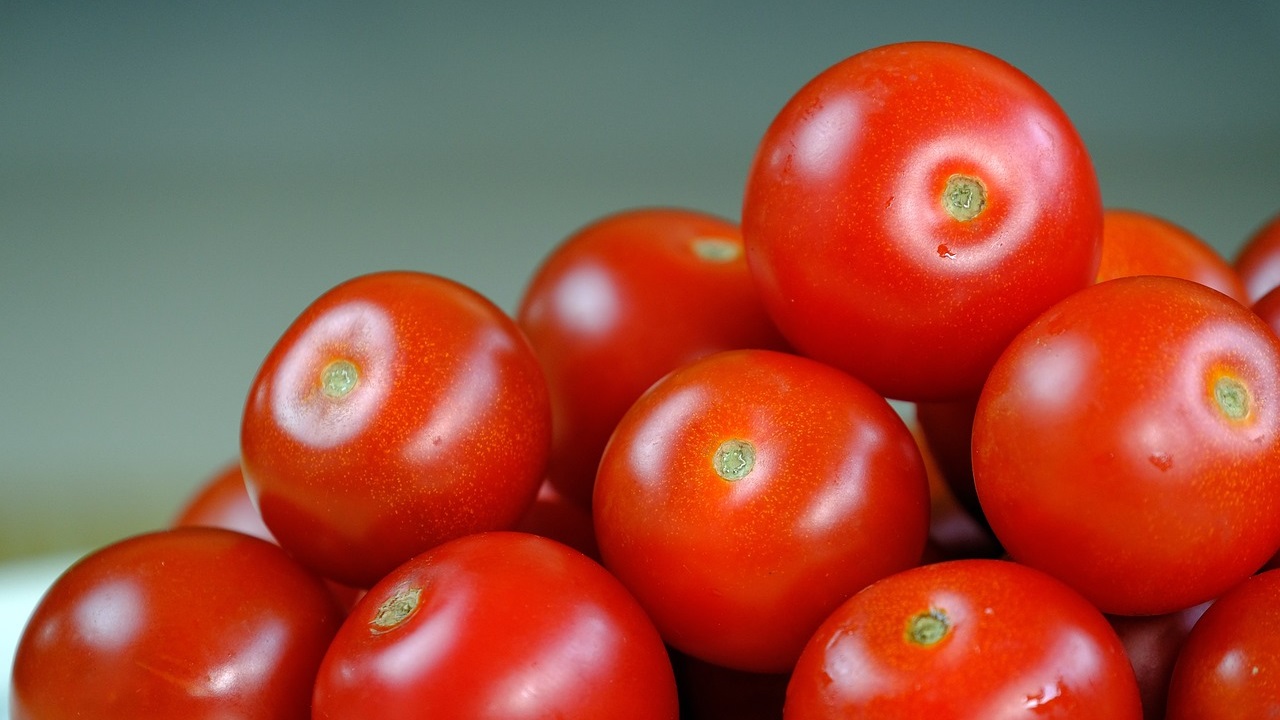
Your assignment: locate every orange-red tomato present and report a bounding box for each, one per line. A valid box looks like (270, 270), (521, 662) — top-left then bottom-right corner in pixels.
(241, 271), (551, 588)
(974, 276), (1280, 615)
(785, 559), (1142, 718)
(743, 41), (1101, 401)
(594, 349), (929, 673)
(1234, 210), (1280, 302)
(1096, 208), (1247, 303)
(517, 207), (787, 508)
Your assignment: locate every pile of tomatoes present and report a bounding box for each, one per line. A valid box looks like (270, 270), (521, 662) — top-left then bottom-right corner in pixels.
(12, 40), (1280, 719)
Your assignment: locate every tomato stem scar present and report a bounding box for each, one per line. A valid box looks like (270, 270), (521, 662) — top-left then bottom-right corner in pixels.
(906, 608), (950, 646)
(1214, 376), (1249, 420)
(692, 237), (742, 263)
(370, 587), (422, 634)
(321, 359), (359, 399)
(713, 439), (756, 481)
(942, 174), (986, 222)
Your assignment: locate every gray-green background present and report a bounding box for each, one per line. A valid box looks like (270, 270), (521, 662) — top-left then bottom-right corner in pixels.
(2, 0), (1278, 560)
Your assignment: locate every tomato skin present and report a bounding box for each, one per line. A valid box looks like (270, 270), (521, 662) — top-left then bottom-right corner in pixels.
(594, 349), (930, 673)
(1234, 210), (1280, 302)
(1166, 569), (1280, 718)
(784, 559), (1142, 718)
(10, 527), (343, 720)
(1108, 602), (1211, 720)
(240, 271), (551, 588)
(1096, 208), (1247, 303)
(173, 460), (276, 541)
(517, 207), (787, 508)
(743, 41), (1101, 402)
(311, 531), (678, 720)
(973, 275), (1280, 615)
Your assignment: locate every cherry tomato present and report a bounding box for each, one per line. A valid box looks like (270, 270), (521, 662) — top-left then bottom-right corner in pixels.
(312, 531), (678, 719)
(784, 559), (1142, 718)
(1108, 602), (1211, 720)
(517, 207), (787, 507)
(1233, 210), (1280, 302)
(914, 396), (987, 532)
(513, 478), (600, 561)
(1166, 569), (1280, 718)
(593, 349), (930, 673)
(742, 41), (1101, 401)
(911, 420), (1001, 562)
(669, 649), (789, 720)
(240, 270), (551, 588)
(10, 527), (343, 720)
(1096, 208), (1247, 303)
(973, 276), (1280, 615)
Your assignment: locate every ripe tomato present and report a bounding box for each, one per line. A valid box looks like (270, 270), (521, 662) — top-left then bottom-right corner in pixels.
(1233, 210), (1280, 302)
(593, 349), (930, 673)
(173, 460), (275, 541)
(517, 207), (787, 508)
(784, 559), (1142, 718)
(742, 41), (1101, 401)
(10, 527), (343, 720)
(1166, 569), (1280, 718)
(1096, 208), (1247, 303)
(973, 276), (1280, 615)
(312, 531), (679, 719)
(240, 270), (551, 588)
(1108, 602), (1212, 720)
(512, 478), (600, 561)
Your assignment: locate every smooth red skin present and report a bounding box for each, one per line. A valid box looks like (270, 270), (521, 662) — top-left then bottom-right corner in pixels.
(915, 395), (986, 531)
(173, 461), (362, 612)
(513, 478), (600, 561)
(973, 276), (1280, 615)
(312, 532), (679, 720)
(10, 528), (343, 720)
(1234, 210), (1280, 302)
(517, 207), (788, 508)
(742, 41), (1101, 402)
(593, 349), (930, 674)
(1166, 570), (1280, 718)
(912, 421), (1002, 563)
(1252, 283), (1280, 337)
(785, 559), (1142, 719)
(241, 271), (551, 588)
(1097, 208), (1248, 303)
(1108, 602), (1211, 720)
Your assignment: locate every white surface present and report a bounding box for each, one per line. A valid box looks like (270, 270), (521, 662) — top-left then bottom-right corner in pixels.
(0, 551), (83, 718)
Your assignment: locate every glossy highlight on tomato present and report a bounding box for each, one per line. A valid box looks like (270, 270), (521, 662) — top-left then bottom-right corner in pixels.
(241, 271), (552, 588)
(743, 41), (1101, 401)
(974, 275), (1280, 615)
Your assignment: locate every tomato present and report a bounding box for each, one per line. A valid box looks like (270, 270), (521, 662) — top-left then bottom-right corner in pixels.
(1166, 569), (1280, 718)
(1233, 210), (1280, 302)
(1096, 208), (1247, 303)
(593, 349), (930, 673)
(513, 478), (600, 561)
(10, 527), (343, 719)
(784, 559), (1142, 718)
(517, 207), (787, 508)
(973, 276), (1280, 615)
(669, 649), (789, 720)
(911, 420), (1002, 562)
(742, 41), (1101, 402)
(311, 531), (678, 719)
(914, 396), (987, 532)
(240, 270), (551, 588)
(1108, 602), (1212, 720)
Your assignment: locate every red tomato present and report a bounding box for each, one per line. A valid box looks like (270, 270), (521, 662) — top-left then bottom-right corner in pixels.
(1166, 569), (1280, 718)
(911, 420), (1002, 562)
(973, 276), (1280, 615)
(742, 41), (1101, 401)
(517, 207), (787, 507)
(914, 396), (987, 532)
(513, 478), (600, 561)
(593, 349), (930, 673)
(312, 532), (678, 719)
(240, 271), (551, 588)
(10, 527), (343, 719)
(1108, 602), (1212, 720)
(1096, 208), (1247, 303)
(1234, 210), (1280, 302)
(669, 649), (789, 720)
(784, 559), (1142, 718)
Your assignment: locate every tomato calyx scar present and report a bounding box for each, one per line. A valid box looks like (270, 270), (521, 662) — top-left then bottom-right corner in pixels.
(713, 439), (756, 481)
(691, 237), (742, 263)
(320, 359), (359, 399)
(905, 608), (950, 647)
(942, 174), (986, 223)
(1213, 375), (1250, 421)
(369, 586), (423, 635)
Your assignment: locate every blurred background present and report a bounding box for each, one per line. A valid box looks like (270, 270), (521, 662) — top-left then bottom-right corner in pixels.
(2, 0), (1279, 562)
